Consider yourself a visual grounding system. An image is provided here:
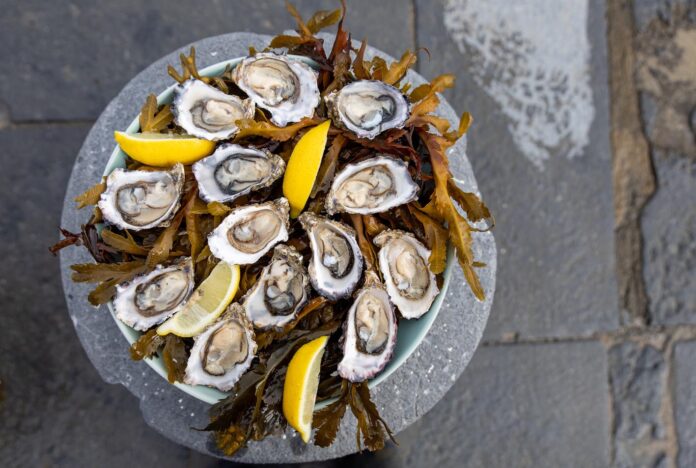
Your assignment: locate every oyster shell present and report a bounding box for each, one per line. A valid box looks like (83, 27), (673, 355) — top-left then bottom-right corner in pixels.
(184, 303), (257, 391)
(193, 143), (285, 203)
(299, 213), (364, 301)
(98, 163), (184, 231)
(337, 272), (397, 382)
(374, 230), (439, 319)
(208, 198), (290, 265)
(325, 155), (418, 215)
(172, 79), (254, 140)
(325, 80), (410, 139)
(113, 257), (195, 331)
(232, 53), (320, 126)
(242, 244), (310, 329)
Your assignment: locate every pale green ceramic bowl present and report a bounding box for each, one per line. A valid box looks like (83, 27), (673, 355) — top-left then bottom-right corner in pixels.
(104, 56), (455, 408)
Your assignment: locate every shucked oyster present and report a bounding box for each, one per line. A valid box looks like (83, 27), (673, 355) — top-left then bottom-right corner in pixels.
(242, 244), (310, 329)
(325, 80), (410, 139)
(172, 79), (254, 140)
(325, 155), (418, 215)
(98, 163), (184, 231)
(193, 143), (285, 203)
(208, 198), (290, 265)
(374, 230), (438, 319)
(232, 53), (320, 127)
(184, 303), (256, 391)
(299, 213), (364, 301)
(113, 257), (194, 331)
(338, 272), (397, 382)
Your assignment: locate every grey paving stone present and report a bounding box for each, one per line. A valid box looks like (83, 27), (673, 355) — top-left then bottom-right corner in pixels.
(0, 125), (193, 467)
(415, 0), (619, 339)
(337, 341), (611, 467)
(642, 152), (696, 325)
(674, 341), (696, 467)
(0, 0), (414, 122)
(608, 341), (669, 468)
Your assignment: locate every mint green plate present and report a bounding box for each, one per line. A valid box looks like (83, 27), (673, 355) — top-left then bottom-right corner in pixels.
(104, 56), (455, 408)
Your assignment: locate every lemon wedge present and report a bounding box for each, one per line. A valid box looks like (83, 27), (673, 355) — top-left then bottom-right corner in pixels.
(282, 120), (331, 218)
(114, 131), (215, 167)
(282, 335), (329, 443)
(156, 262), (240, 337)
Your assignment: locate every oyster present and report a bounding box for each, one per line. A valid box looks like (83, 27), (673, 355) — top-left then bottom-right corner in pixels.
(232, 53), (320, 126)
(325, 80), (409, 139)
(113, 257), (195, 331)
(374, 230), (439, 319)
(184, 303), (256, 391)
(208, 198), (290, 265)
(242, 244), (310, 329)
(299, 213), (363, 300)
(172, 79), (254, 140)
(325, 155), (418, 215)
(193, 143), (285, 203)
(337, 272), (397, 382)
(98, 163), (184, 231)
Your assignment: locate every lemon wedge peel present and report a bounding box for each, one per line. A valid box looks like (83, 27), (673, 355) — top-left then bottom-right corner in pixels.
(282, 335), (330, 443)
(114, 131), (215, 167)
(282, 120), (331, 218)
(156, 262), (240, 338)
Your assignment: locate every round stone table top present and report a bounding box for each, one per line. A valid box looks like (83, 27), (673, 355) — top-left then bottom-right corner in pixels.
(59, 32), (496, 463)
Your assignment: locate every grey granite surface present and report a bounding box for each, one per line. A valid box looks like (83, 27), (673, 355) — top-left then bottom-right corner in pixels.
(58, 32), (496, 463)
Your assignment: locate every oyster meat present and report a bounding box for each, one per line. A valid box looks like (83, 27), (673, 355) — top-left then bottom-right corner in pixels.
(299, 213), (363, 300)
(337, 272), (397, 382)
(193, 143), (285, 203)
(208, 198), (290, 265)
(184, 303), (257, 391)
(325, 80), (409, 139)
(98, 163), (184, 231)
(113, 257), (195, 331)
(232, 53), (320, 126)
(325, 155), (418, 215)
(242, 244), (310, 329)
(374, 230), (438, 319)
(172, 79), (254, 140)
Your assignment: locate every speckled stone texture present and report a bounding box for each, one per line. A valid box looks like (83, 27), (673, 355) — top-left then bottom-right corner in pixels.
(58, 32), (496, 463)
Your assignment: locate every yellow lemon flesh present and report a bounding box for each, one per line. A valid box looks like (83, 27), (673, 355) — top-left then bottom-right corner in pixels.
(156, 262), (240, 337)
(282, 120), (331, 218)
(282, 335), (329, 443)
(114, 131), (215, 167)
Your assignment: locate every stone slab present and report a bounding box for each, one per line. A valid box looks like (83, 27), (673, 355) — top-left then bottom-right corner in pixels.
(0, 0), (414, 122)
(674, 341), (696, 466)
(415, 0), (619, 340)
(641, 153), (696, 325)
(338, 341), (611, 467)
(0, 125), (192, 467)
(58, 32), (496, 463)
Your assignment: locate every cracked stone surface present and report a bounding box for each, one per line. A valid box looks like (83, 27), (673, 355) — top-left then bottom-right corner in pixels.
(674, 341), (696, 466)
(57, 32), (496, 463)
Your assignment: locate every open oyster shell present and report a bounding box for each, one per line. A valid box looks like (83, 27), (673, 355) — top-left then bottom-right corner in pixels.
(193, 143), (285, 203)
(325, 80), (410, 139)
(325, 155), (419, 215)
(299, 213), (364, 301)
(113, 257), (195, 331)
(374, 230), (439, 319)
(172, 79), (254, 140)
(337, 272), (398, 382)
(184, 303), (257, 391)
(98, 163), (184, 231)
(231, 53), (320, 126)
(208, 198), (290, 265)
(242, 244), (310, 329)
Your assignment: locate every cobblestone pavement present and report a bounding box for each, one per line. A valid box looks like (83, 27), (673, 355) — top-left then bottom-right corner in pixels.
(0, 0), (694, 467)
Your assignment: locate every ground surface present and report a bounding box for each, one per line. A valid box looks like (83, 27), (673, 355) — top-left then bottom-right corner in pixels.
(0, 0), (693, 467)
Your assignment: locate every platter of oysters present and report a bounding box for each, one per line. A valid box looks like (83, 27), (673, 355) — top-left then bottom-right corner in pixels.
(54, 1), (492, 456)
